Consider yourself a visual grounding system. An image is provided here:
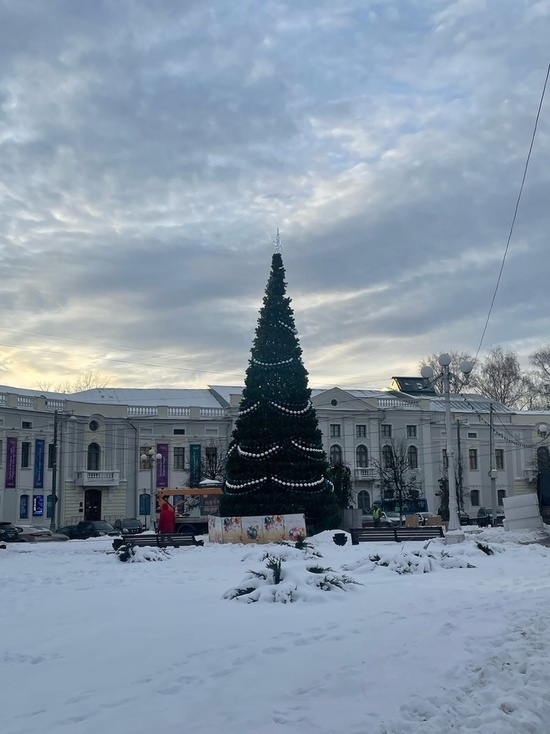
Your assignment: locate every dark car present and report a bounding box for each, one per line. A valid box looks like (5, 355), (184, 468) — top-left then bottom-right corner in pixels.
(458, 511), (470, 526)
(0, 521), (21, 542)
(56, 521), (119, 539)
(477, 507), (505, 527)
(114, 518), (143, 534)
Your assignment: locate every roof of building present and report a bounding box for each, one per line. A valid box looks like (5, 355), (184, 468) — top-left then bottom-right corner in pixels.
(390, 376), (437, 395)
(68, 388), (224, 408)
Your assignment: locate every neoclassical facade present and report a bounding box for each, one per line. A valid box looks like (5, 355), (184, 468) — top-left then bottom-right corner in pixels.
(0, 381), (545, 528)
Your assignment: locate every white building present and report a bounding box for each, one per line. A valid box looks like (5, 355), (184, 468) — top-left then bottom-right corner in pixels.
(0, 380), (544, 528)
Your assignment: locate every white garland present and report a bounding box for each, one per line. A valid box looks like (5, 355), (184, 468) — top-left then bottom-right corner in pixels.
(291, 439), (324, 453)
(237, 444), (281, 459)
(238, 401), (260, 416)
(277, 320), (297, 333)
(225, 476), (267, 490)
(252, 357), (294, 367)
(272, 476), (326, 489)
(269, 399), (312, 415)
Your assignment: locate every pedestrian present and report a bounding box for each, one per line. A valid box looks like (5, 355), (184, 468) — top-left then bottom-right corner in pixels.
(158, 499), (176, 534)
(373, 505), (382, 527)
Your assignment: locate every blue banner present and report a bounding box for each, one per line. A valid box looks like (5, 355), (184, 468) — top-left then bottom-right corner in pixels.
(189, 444), (202, 487)
(139, 493), (151, 516)
(34, 439), (45, 489)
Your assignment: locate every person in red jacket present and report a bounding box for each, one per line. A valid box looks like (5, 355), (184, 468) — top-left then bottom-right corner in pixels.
(158, 500), (176, 534)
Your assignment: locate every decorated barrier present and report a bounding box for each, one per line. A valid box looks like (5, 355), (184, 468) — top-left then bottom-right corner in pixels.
(208, 513), (307, 544)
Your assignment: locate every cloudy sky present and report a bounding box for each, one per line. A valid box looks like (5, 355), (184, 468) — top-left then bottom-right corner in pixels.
(1, 0), (549, 392)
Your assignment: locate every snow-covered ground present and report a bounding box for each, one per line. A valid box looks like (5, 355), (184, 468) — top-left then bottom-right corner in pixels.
(2, 527), (550, 734)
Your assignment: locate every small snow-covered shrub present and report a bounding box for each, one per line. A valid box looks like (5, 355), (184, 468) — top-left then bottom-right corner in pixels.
(116, 543), (170, 563)
(343, 547), (476, 575)
(224, 553), (360, 603)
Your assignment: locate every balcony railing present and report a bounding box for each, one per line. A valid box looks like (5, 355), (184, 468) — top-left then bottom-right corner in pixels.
(355, 467), (376, 481)
(75, 470), (120, 487)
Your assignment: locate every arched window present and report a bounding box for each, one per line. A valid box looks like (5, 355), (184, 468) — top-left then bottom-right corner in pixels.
(357, 490), (371, 512)
(356, 445), (369, 468)
(407, 445), (418, 470)
(382, 445), (393, 469)
(329, 444), (343, 466)
(470, 489), (480, 506)
(87, 442), (101, 471)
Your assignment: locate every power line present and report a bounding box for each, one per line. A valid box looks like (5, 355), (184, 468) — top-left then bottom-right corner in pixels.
(474, 62), (550, 361)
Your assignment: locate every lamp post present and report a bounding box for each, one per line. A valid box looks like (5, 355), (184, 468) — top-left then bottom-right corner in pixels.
(140, 447), (162, 530)
(50, 410), (77, 531)
(421, 354), (474, 543)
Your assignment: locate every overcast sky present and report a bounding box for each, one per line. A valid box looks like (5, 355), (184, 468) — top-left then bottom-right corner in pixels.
(1, 0), (549, 392)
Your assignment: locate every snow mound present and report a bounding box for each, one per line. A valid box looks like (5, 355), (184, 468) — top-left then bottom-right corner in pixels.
(342, 545), (482, 575)
(116, 544), (170, 563)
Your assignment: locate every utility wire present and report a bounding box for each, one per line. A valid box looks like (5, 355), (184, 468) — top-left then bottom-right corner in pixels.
(474, 62), (550, 362)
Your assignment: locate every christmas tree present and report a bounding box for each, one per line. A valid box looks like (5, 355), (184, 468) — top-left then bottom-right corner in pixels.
(220, 236), (340, 531)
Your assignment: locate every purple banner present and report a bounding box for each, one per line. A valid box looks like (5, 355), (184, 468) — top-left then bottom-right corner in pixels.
(156, 443), (169, 488)
(5, 437), (17, 488)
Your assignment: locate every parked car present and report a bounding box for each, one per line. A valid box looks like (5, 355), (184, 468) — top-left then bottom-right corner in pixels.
(362, 511), (400, 528)
(16, 525), (70, 542)
(114, 518), (144, 534)
(476, 507), (505, 527)
(385, 511), (405, 526)
(0, 521), (21, 542)
(458, 510), (470, 526)
(56, 521), (119, 539)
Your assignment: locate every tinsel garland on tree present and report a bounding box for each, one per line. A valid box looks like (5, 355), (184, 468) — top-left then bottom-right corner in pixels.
(220, 248), (340, 531)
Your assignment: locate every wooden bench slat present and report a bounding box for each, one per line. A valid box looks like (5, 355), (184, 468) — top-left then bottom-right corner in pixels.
(350, 526), (444, 545)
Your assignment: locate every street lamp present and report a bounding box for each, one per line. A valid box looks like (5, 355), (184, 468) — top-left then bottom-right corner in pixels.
(421, 354), (474, 543)
(50, 410), (77, 531)
(140, 448), (162, 530)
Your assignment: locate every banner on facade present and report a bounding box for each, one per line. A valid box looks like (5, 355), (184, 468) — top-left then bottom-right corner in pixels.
(5, 437), (17, 488)
(189, 444), (202, 487)
(156, 443), (169, 488)
(34, 439), (45, 489)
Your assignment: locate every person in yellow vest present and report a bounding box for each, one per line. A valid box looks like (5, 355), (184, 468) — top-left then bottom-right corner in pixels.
(372, 505), (382, 527)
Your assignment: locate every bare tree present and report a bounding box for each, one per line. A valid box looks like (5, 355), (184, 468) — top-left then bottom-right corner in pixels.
(200, 439), (227, 482)
(529, 346), (550, 408)
(371, 438), (423, 519)
(469, 346), (535, 409)
(419, 351), (476, 394)
(36, 370), (111, 394)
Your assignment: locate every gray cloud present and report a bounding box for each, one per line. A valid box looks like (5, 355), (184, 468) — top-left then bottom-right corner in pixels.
(0, 0), (549, 390)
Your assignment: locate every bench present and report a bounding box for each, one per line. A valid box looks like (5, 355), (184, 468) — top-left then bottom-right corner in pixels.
(350, 526), (445, 545)
(112, 532), (204, 551)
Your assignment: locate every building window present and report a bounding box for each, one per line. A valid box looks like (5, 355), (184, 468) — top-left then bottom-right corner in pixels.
(497, 490), (506, 506)
(22, 420), (32, 429)
(0, 439), (3, 467)
(495, 449), (504, 470)
(406, 425), (417, 439)
(382, 424), (392, 438)
(20, 494), (29, 519)
(356, 424), (366, 438)
(467, 432), (478, 439)
(357, 490), (371, 512)
(329, 424), (341, 438)
(205, 446), (218, 473)
(87, 442), (101, 471)
(89, 420), (99, 432)
(382, 445), (393, 469)
(442, 449), (448, 470)
(21, 442), (31, 468)
(173, 429), (186, 436)
(469, 448), (478, 471)
(174, 447), (185, 471)
(140, 446), (152, 470)
(48, 444), (55, 469)
(356, 445), (368, 468)
(329, 444), (343, 465)
(408, 445), (418, 470)
(205, 428), (219, 436)
(470, 489), (480, 507)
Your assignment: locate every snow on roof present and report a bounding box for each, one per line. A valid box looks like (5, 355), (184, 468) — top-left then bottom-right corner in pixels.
(63, 388), (225, 408)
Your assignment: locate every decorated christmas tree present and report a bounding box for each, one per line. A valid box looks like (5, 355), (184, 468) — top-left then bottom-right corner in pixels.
(220, 236), (340, 531)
